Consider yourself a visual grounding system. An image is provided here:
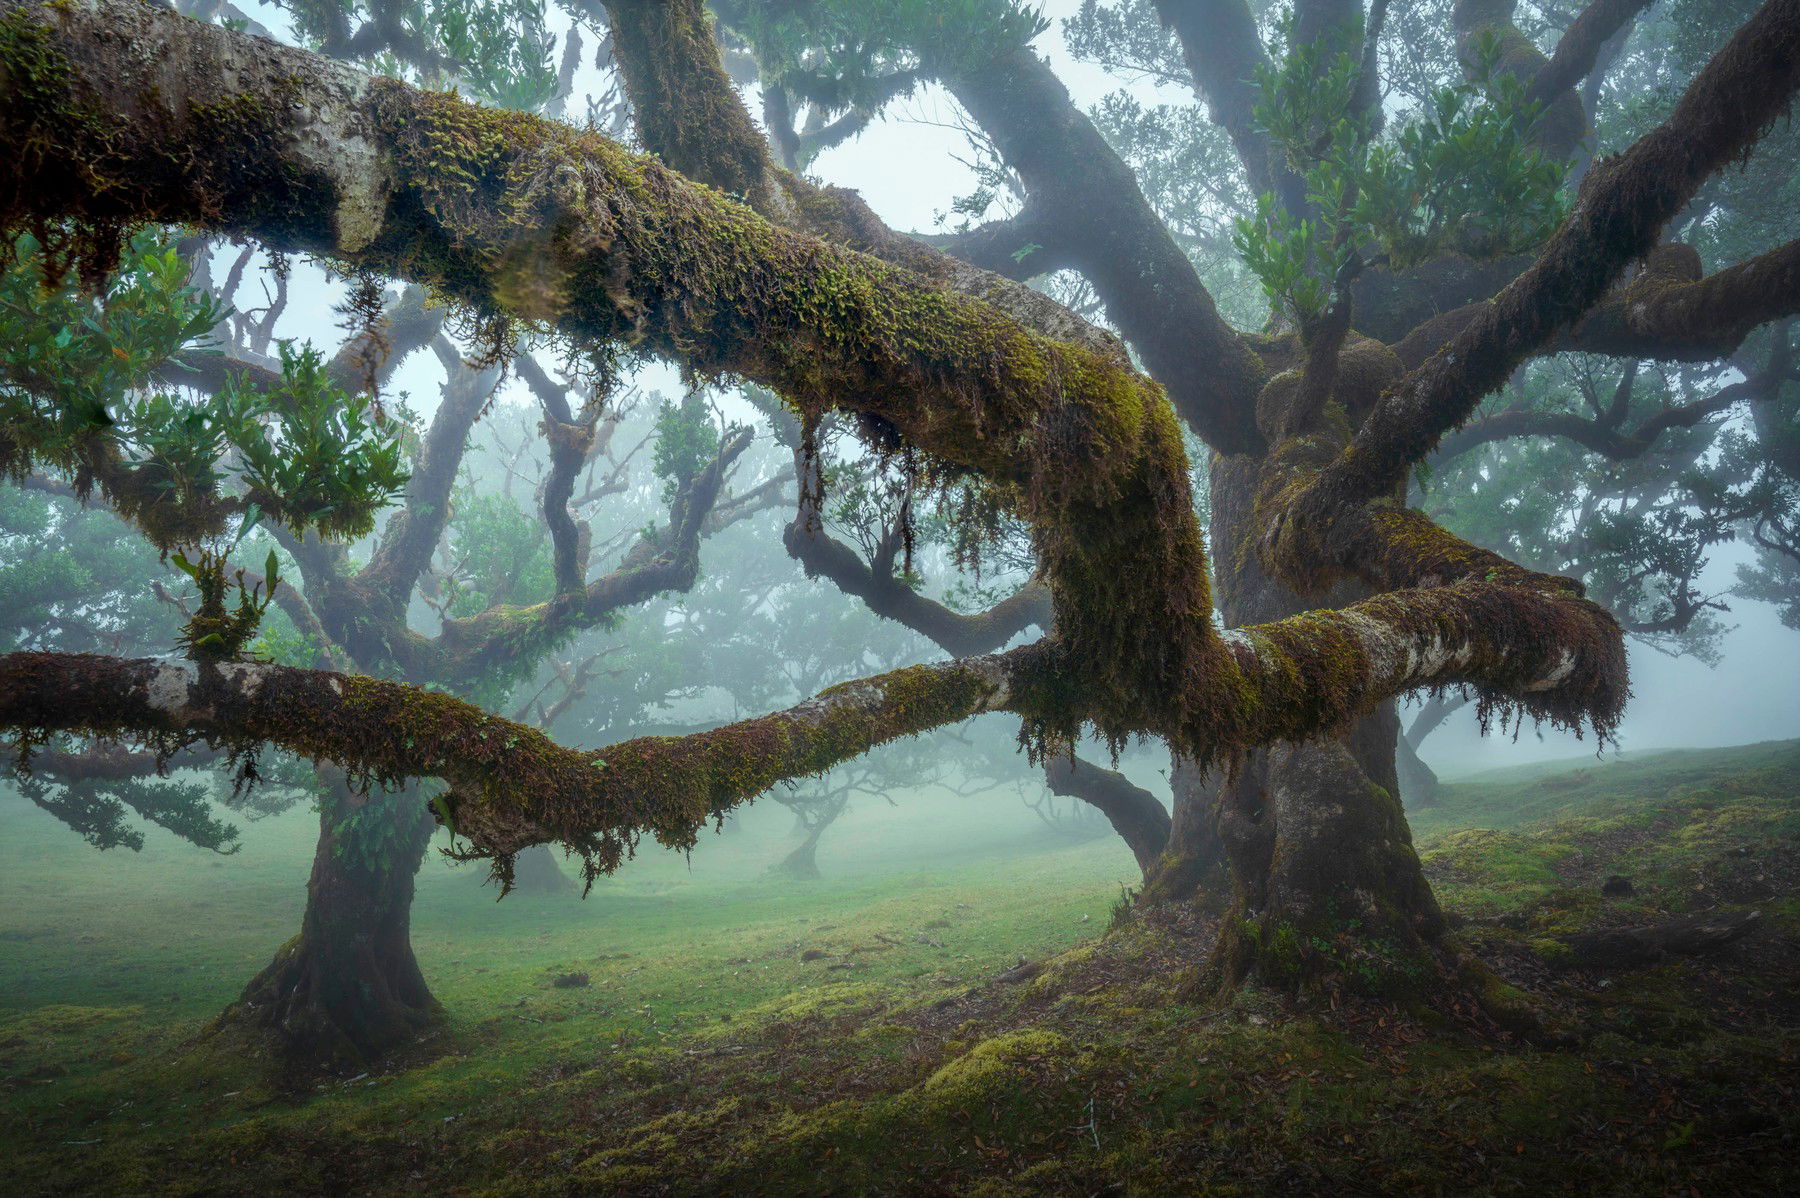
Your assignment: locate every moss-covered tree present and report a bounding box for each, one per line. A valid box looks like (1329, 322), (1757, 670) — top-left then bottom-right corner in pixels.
(0, 0), (1796, 1012)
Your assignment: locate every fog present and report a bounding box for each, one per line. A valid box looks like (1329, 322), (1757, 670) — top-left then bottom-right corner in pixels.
(800, 0), (1800, 776)
(6, 0), (1800, 1190)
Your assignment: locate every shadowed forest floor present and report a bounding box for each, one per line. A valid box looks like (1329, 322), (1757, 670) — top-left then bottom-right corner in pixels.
(2, 741), (1797, 1195)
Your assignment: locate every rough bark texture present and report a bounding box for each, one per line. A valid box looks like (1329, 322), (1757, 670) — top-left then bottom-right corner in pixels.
(1137, 756), (1228, 906)
(217, 783), (439, 1072)
(1202, 454), (1441, 993)
(1043, 755), (1172, 875)
(1213, 738), (1444, 994)
(601, 0), (1136, 366)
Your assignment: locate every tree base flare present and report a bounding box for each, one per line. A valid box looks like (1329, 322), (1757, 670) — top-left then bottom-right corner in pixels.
(211, 930), (443, 1079)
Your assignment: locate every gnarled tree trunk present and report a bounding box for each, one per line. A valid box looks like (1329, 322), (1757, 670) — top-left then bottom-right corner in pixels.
(1138, 756), (1226, 905)
(1396, 733), (1442, 809)
(1199, 457), (1444, 994)
(216, 776), (440, 1073)
(763, 791), (838, 877)
(772, 823), (828, 881)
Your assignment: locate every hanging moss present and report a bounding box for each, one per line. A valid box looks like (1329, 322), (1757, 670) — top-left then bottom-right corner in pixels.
(357, 78), (1234, 757)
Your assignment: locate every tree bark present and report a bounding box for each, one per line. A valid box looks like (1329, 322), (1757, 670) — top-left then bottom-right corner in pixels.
(1042, 753), (1172, 876)
(1199, 456), (1444, 993)
(215, 778), (439, 1073)
(1395, 733), (1441, 808)
(1137, 756), (1228, 906)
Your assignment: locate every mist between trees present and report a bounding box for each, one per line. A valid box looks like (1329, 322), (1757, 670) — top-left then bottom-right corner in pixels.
(0, 0), (1796, 1144)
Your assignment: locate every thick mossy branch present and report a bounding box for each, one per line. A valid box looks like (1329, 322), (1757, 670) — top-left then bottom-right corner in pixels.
(1223, 581), (1626, 748)
(0, 0), (1228, 734)
(2, 562), (1620, 871)
(0, 650), (1031, 884)
(0, 0), (1643, 844)
(1558, 239), (1800, 361)
(603, 0), (771, 207)
(0, 0), (1165, 504)
(603, 0), (1134, 371)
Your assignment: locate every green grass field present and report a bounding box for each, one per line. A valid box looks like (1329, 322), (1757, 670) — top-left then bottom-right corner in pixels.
(2, 741), (1796, 1194)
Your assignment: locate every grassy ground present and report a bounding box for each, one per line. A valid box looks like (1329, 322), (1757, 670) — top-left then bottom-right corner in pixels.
(2, 741), (1796, 1194)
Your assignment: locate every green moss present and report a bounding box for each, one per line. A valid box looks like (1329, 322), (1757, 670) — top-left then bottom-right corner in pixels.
(913, 1029), (1073, 1115)
(5, 744), (1796, 1194)
(356, 79), (1241, 765)
(0, 5), (127, 283)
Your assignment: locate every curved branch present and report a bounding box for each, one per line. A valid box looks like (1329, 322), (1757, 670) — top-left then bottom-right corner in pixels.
(783, 513), (1052, 658)
(601, 0), (1132, 367)
(515, 353), (597, 594)
(942, 40), (1268, 454)
(1433, 368), (1782, 462)
(1043, 753), (1171, 874)
(1150, 0), (1299, 215)
(0, 648), (1034, 878)
(1301, 0), (1800, 510)
(431, 428), (753, 680)
(0, 0), (1217, 734)
(2, 563), (1623, 868)
(1527, 0), (1657, 109)
(358, 350), (500, 610)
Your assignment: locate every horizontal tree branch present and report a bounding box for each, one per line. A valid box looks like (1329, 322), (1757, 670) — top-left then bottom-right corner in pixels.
(1394, 239), (1800, 367)
(1432, 368), (1780, 462)
(782, 515), (1051, 658)
(0, 648), (1034, 880)
(2, 563), (1624, 872)
(0, 0), (1230, 740)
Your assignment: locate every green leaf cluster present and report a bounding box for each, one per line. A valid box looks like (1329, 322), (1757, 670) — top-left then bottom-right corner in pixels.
(1232, 18), (1568, 322)
(652, 391), (723, 505)
(280, 0), (558, 112)
(717, 0), (1047, 110)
